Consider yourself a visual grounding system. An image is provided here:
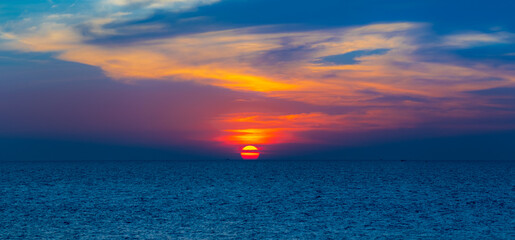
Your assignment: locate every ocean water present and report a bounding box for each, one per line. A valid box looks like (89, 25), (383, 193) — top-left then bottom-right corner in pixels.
(0, 160), (513, 239)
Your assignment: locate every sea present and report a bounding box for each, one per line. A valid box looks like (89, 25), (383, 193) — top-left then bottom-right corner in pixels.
(0, 160), (513, 239)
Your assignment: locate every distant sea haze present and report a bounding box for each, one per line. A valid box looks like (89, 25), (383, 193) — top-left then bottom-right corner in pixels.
(0, 160), (512, 239)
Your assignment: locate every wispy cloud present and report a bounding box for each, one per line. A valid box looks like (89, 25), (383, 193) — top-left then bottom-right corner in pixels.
(442, 32), (514, 48)
(104, 0), (220, 11)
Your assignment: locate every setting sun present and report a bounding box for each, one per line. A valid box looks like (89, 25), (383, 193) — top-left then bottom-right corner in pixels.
(241, 145), (260, 160)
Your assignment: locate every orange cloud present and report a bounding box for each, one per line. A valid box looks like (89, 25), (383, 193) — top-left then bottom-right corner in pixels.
(214, 111), (421, 145)
(4, 21), (514, 105)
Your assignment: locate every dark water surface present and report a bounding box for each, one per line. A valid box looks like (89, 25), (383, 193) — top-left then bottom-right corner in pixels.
(0, 160), (513, 239)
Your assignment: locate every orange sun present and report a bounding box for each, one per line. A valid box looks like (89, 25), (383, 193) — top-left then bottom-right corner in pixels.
(241, 145), (260, 160)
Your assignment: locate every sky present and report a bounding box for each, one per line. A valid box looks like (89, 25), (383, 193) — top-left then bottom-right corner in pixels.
(0, 0), (514, 160)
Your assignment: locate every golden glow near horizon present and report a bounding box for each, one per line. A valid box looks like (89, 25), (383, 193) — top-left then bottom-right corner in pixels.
(214, 111), (421, 145)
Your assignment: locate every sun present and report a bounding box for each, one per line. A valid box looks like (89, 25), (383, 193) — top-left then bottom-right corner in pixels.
(241, 145), (260, 160)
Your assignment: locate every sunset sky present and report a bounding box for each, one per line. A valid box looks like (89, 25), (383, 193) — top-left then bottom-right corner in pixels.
(1, 0), (514, 160)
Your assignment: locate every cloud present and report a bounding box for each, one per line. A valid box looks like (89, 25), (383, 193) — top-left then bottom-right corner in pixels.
(214, 111), (420, 145)
(103, 0), (220, 11)
(212, 99), (515, 146)
(1, 21), (431, 96)
(442, 32), (514, 48)
(4, 20), (514, 105)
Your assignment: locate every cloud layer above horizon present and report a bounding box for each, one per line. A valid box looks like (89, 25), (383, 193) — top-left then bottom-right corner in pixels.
(1, 0), (515, 158)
